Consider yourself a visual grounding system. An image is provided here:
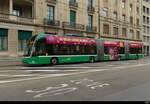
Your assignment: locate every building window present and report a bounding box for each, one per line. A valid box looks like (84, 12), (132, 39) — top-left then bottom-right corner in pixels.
(129, 4), (133, 12)
(101, 8), (108, 17)
(143, 36), (146, 42)
(113, 12), (117, 20)
(136, 18), (139, 26)
(88, 15), (93, 27)
(143, 6), (146, 13)
(147, 26), (149, 33)
(70, 0), (76, 2)
(130, 16), (133, 24)
(136, 7), (139, 14)
(136, 31), (140, 39)
(130, 29), (134, 39)
(147, 17), (149, 24)
(122, 28), (127, 37)
(88, 0), (93, 8)
(113, 26), (118, 35)
(103, 24), (109, 35)
(47, 5), (55, 20)
(0, 28), (8, 51)
(70, 10), (76, 23)
(143, 25), (146, 33)
(147, 8), (149, 14)
(122, 14), (126, 22)
(18, 30), (32, 51)
(143, 16), (146, 23)
(121, 0), (125, 8)
(13, 7), (22, 16)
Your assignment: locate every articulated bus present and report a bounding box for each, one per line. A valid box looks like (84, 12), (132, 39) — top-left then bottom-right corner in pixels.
(23, 33), (144, 65)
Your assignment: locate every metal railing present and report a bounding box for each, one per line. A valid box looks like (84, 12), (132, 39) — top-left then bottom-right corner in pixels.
(86, 26), (97, 32)
(44, 19), (60, 26)
(0, 12), (34, 24)
(46, 0), (57, 3)
(87, 6), (95, 12)
(69, 0), (78, 7)
(63, 22), (84, 30)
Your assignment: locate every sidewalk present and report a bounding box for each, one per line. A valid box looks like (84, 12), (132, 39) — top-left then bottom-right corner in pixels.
(0, 56), (23, 67)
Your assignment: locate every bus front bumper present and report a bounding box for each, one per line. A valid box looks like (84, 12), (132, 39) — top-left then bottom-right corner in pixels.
(22, 57), (39, 65)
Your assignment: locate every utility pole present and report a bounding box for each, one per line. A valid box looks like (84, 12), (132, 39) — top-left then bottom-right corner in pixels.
(98, 0), (101, 39)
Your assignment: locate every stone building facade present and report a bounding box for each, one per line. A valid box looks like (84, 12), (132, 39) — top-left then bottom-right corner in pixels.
(0, 0), (142, 57)
(142, 0), (150, 56)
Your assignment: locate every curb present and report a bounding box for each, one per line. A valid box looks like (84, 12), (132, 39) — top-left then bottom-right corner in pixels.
(0, 57), (23, 67)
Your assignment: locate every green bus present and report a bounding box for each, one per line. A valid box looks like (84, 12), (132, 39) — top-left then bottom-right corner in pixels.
(22, 33), (144, 65)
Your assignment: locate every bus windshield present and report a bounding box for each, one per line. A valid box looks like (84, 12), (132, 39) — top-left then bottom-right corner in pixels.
(24, 35), (36, 57)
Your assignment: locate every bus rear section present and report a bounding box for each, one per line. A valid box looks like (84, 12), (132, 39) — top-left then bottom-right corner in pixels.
(126, 42), (144, 60)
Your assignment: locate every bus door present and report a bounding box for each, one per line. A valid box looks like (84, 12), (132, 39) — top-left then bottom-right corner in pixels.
(104, 40), (119, 60)
(108, 47), (119, 60)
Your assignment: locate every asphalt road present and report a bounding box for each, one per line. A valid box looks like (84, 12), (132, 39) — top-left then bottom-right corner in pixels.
(0, 58), (150, 101)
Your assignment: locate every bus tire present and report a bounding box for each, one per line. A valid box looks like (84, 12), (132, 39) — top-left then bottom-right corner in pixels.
(51, 58), (58, 65)
(90, 57), (95, 63)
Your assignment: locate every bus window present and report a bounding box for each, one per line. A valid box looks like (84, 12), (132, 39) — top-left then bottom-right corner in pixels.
(85, 45), (97, 55)
(129, 48), (142, 54)
(35, 39), (47, 56)
(59, 44), (70, 55)
(118, 47), (125, 54)
(104, 46), (109, 54)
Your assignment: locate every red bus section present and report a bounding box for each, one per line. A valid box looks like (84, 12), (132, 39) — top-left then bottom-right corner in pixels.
(128, 42), (143, 48)
(103, 40), (124, 60)
(46, 35), (96, 45)
(104, 40), (124, 47)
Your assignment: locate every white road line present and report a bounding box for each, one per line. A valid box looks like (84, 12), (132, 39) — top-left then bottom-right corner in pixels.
(0, 63), (150, 84)
(22, 67), (92, 69)
(25, 70), (79, 72)
(0, 71), (12, 72)
(0, 74), (38, 77)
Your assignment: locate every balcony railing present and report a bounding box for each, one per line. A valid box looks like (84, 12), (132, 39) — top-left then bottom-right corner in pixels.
(63, 22), (84, 30)
(87, 6), (95, 12)
(44, 19), (60, 27)
(69, 0), (78, 8)
(86, 26), (97, 32)
(0, 12), (34, 24)
(46, 0), (57, 4)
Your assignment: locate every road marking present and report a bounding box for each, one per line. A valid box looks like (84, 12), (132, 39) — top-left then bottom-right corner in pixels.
(0, 63), (150, 84)
(0, 74), (38, 77)
(26, 78), (110, 98)
(25, 70), (79, 72)
(22, 67), (92, 69)
(0, 71), (12, 72)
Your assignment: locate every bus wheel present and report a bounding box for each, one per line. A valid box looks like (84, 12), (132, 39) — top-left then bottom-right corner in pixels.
(90, 57), (95, 63)
(51, 58), (58, 65)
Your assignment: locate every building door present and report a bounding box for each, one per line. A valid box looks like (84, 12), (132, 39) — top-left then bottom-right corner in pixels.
(0, 28), (8, 51)
(18, 30), (32, 52)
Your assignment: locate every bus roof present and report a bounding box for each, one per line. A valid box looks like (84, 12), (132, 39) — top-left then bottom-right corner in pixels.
(35, 33), (47, 41)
